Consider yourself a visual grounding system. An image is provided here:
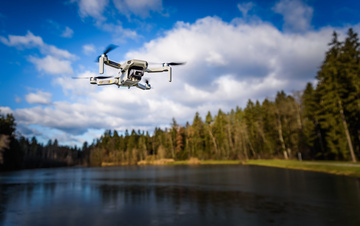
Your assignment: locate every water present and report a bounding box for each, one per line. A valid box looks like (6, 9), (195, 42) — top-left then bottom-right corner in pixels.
(1, 165), (360, 226)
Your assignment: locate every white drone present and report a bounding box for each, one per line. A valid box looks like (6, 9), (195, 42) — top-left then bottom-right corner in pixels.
(74, 45), (185, 90)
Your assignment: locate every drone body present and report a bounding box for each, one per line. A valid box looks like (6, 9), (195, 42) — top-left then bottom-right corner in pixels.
(79, 45), (184, 90)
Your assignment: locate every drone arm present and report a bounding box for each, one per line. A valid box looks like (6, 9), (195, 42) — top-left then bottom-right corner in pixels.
(146, 65), (172, 82)
(104, 59), (121, 69)
(99, 55), (121, 74)
(96, 78), (118, 86)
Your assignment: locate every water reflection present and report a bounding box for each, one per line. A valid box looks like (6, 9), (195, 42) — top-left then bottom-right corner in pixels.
(1, 165), (360, 226)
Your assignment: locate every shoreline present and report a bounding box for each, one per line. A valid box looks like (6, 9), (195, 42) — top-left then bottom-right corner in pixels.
(100, 159), (360, 178)
(244, 159), (360, 178)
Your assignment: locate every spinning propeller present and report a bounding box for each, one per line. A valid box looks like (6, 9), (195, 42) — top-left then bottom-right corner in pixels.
(164, 62), (186, 66)
(149, 62), (186, 66)
(96, 44), (118, 62)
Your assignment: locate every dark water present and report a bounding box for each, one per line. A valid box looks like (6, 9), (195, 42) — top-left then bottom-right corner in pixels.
(1, 165), (360, 226)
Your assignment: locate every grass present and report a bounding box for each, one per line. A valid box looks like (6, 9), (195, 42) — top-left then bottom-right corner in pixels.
(245, 159), (360, 178)
(169, 159), (242, 165)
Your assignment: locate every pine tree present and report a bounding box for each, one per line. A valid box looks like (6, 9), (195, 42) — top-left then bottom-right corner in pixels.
(301, 83), (324, 158)
(316, 31), (356, 161)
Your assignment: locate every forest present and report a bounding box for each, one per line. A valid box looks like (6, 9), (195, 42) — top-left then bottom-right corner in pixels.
(0, 28), (359, 170)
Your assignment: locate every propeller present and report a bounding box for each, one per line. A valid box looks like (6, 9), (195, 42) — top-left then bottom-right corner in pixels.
(148, 62), (186, 66)
(166, 62), (186, 66)
(96, 44), (118, 62)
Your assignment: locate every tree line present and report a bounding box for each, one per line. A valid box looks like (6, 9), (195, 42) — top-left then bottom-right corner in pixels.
(1, 28), (359, 170)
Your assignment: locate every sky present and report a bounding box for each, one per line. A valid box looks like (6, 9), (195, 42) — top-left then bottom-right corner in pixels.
(1, 0), (360, 147)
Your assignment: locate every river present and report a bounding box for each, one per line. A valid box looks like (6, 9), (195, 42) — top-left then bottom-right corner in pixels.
(1, 165), (360, 225)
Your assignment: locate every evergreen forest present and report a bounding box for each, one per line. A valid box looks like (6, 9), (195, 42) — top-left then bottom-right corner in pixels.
(1, 29), (359, 170)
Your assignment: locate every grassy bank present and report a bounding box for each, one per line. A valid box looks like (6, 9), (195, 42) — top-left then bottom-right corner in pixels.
(170, 159), (242, 165)
(245, 160), (360, 178)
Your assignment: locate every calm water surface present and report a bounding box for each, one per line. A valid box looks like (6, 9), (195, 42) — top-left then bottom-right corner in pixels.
(1, 165), (360, 226)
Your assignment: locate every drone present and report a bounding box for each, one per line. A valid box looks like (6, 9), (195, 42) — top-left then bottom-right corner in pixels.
(74, 45), (185, 90)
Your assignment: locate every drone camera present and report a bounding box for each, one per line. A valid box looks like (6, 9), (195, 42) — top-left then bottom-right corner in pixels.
(129, 69), (144, 80)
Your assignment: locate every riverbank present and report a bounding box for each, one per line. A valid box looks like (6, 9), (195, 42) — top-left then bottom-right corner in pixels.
(245, 160), (360, 178)
(102, 158), (360, 178)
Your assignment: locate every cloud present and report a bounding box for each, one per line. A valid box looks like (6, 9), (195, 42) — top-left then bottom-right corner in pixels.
(0, 31), (75, 59)
(0, 30), (43, 48)
(55, 70), (99, 96)
(61, 27), (74, 38)
(70, 0), (159, 41)
(97, 21), (140, 41)
(25, 91), (52, 105)
(0, 107), (13, 115)
(72, 0), (163, 20)
(71, 0), (109, 21)
(9, 16), (349, 146)
(237, 2), (255, 18)
(15, 95), (22, 103)
(112, 0), (163, 18)
(47, 20), (74, 38)
(273, 0), (313, 32)
(1, 31), (76, 75)
(82, 44), (96, 55)
(28, 55), (73, 75)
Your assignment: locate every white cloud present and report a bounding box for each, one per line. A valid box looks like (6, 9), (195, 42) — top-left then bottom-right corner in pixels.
(273, 0), (313, 32)
(70, 0), (159, 41)
(112, 0), (163, 18)
(61, 27), (74, 38)
(9, 16), (351, 146)
(72, 0), (163, 20)
(0, 107), (13, 115)
(28, 55), (73, 75)
(0, 30), (43, 48)
(97, 21), (140, 41)
(82, 44), (96, 55)
(25, 91), (52, 105)
(237, 2), (255, 18)
(15, 95), (22, 103)
(0, 31), (76, 75)
(71, 0), (108, 21)
(0, 31), (75, 59)
(55, 70), (99, 96)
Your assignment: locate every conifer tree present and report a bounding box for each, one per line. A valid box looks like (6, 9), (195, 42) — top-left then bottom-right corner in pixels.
(316, 31), (356, 161)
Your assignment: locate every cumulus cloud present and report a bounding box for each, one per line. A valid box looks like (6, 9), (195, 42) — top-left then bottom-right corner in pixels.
(112, 0), (163, 18)
(273, 0), (313, 32)
(61, 27), (74, 38)
(71, 0), (109, 21)
(0, 31), (76, 75)
(28, 55), (73, 75)
(0, 31), (75, 59)
(97, 21), (140, 41)
(72, 0), (163, 20)
(47, 20), (74, 38)
(12, 16), (338, 143)
(70, 0), (160, 41)
(0, 107), (13, 115)
(237, 2), (255, 18)
(25, 91), (52, 105)
(82, 44), (96, 55)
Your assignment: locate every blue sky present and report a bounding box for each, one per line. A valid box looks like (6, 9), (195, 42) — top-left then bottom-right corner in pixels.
(1, 0), (360, 146)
